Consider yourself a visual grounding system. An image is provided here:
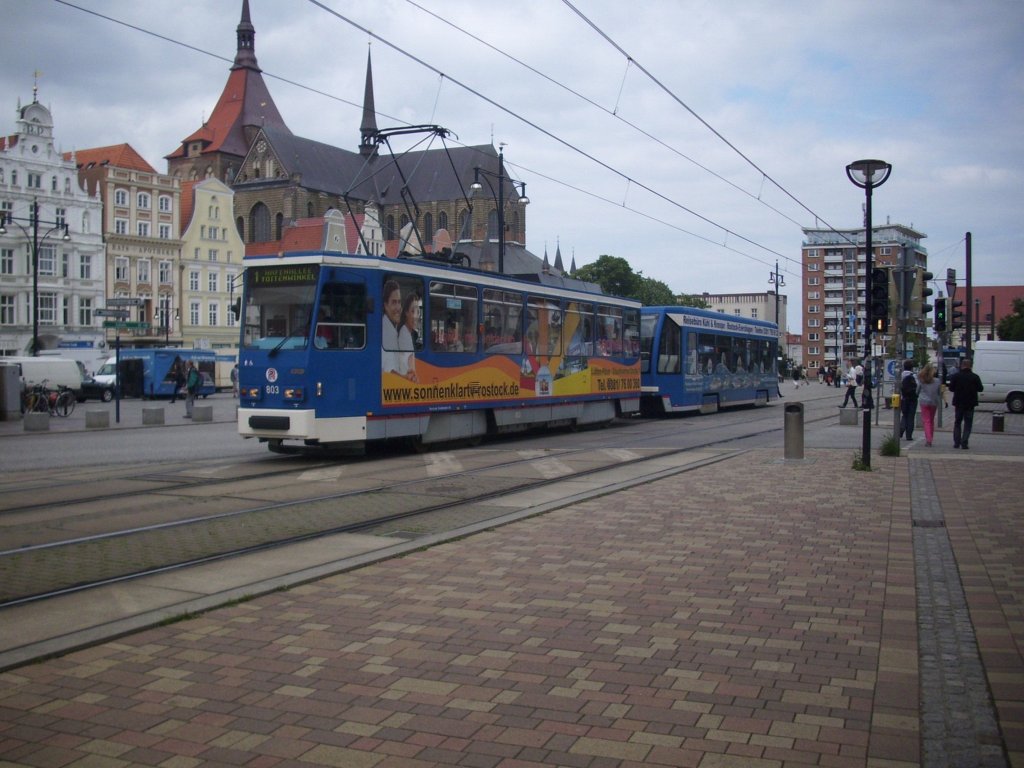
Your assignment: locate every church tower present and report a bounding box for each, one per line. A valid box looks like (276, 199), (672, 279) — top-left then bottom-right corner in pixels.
(166, 0), (291, 183)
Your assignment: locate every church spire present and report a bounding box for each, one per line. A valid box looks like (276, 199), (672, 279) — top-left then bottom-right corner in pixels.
(359, 47), (379, 156)
(233, 0), (259, 71)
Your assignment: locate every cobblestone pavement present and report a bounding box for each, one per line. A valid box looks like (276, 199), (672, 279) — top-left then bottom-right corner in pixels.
(0, 447), (1021, 767)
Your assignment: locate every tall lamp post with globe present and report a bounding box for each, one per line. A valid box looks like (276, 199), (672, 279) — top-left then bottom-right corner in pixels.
(846, 159), (891, 468)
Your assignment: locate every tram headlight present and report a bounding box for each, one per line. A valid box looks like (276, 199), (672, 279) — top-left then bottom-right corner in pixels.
(241, 386), (261, 400)
(283, 387), (305, 401)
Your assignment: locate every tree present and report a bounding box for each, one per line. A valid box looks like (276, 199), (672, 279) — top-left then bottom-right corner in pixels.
(675, 294), (710, 309)
(634, 276), (677, 306)
(996, 297), (1024, 341)
(574, 255), (638, 299)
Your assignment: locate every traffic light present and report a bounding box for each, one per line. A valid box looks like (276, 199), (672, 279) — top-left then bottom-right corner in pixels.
(934, 297), (947, 333)
(869, 267), (890, 332)
(950, 299), (965, 331)
(920, 270), (934, 318)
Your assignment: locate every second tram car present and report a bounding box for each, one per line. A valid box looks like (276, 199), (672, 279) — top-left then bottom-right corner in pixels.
(237, 251), (642, 451)
(640, 306), (779, 414)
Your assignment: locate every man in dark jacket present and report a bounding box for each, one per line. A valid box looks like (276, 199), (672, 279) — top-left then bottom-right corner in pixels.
(948, 358), (984, 449)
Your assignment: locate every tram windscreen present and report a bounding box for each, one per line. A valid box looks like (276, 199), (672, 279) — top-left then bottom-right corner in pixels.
(242, 265), (320, 350)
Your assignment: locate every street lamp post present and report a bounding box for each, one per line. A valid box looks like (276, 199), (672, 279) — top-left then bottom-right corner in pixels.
(470, 146), (529, 274)
(0, 198), (71, 356)
(768, 261), (785, 373)
(846, 159), (892, 468)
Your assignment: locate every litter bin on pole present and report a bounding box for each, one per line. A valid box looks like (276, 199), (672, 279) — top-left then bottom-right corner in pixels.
(784, 402), (804, 460)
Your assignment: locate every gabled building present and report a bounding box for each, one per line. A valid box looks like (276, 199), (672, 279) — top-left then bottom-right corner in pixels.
(169, 2), (542, 276)
(178, 178), (244, 350)
(72, 144), (182, 348)
(0, 91), (104, 359)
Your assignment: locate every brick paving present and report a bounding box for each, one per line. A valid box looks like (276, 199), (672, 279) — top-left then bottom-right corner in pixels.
(0, 448), (1021, 767)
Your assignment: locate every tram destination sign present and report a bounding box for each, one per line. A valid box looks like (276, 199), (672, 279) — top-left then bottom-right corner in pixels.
(102, 321), (150, 330)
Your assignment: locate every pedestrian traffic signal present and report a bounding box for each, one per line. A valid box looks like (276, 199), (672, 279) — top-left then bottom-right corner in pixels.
(869, 267), (890, 332)
(920, 271), (934, 317)
(934, 297), (947, 333)
(950, 299), (964, 331)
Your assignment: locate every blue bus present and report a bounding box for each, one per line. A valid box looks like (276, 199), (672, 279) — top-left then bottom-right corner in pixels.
(639, 306), (779, 414)
(237, 251), (642, 452)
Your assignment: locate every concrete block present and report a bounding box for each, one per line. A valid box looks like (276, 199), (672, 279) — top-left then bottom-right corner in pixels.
(23, 412), (50, 431)
(839, 408), (858, 426)
(86, 410), (110, 429)
(142, 407), (165, 426)
(192, 404), (213, 423)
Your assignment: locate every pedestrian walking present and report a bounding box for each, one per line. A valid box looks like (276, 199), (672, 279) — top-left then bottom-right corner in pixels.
(230, 363), (239, 397)
(898, 360), (919, 441)
(841, 360), (861, 408)
(170, 361), (185, 404)
(184, 361), (200, 419)
(948, 358), (984, 449)
(917, 363), (941, 446)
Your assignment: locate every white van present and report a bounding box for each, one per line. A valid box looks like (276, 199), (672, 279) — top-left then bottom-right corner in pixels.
(3, 356), (83, 397)
(972, 341), (1024, 414)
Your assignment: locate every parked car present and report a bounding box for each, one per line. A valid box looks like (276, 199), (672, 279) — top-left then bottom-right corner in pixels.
(79, 376), (115, 402)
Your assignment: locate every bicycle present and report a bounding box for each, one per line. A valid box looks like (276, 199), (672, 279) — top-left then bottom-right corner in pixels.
(21, 381), (76, 417)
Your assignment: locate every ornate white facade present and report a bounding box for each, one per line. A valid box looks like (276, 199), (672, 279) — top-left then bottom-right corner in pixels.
(0, 94), (105, 360)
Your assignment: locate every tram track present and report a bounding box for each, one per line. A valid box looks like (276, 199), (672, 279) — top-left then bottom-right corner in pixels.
(0, 396), (844, 610)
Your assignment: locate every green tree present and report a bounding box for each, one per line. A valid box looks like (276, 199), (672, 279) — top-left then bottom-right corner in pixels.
(574, 255), (638, 298)
(675, 294), (710, 309)
(634, 276), (677, 306)
(996, 297), (1024, 340)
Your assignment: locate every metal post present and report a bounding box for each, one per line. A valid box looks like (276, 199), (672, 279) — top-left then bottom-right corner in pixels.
(965, 231), (972, 356)
(497, 147), (505, 274)
(31, 200), (40, 356)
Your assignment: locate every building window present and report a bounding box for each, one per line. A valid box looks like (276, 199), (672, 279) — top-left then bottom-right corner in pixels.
(0, 295), (14, 324)
(189, 270), (199, 291)
(208, 303), (218, 326)
(55, 208), (66, 228)
(208, 272), (218, 292)
(137, 221), (150, 237)
(808, 333), (820, 341)
(751, 308), (758, 319)
(806, 249), (818, 257)
(189, 301), (200, 326)
(250, 202), (271, 243)
(28, 172), (42, 189)
(438, 211), (448, 232)
(208, 249), (218, 262)
(115, 257), (129, 282)
(159, 224), (171, 239)
(138, 259), (151, 284)
(807, 318), (820, 327)
(38, 245), (56, 276)
(62, 252), (70, 278)
(158, 195), (172, 213)
(114, 218), (128, 235)
(159, 261), (172, 284)
(114, 189), (128, 207)
(808, 277), (820, 286)
(79, 253), (92, 279)
(79, 298), (93, 326)
(808, 305), (820, 313)
(137, 192), (151, 209)
(807, 292), (820, 300)
(807, 262), (820, 271)
(38, 293), (57, 324)
(1, 248), (12, 275)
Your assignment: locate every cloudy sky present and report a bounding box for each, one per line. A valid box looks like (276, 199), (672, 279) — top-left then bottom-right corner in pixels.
(2, 0), (1021, 330)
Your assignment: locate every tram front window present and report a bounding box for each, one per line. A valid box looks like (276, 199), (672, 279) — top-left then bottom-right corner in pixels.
(242, 265), (320, 350)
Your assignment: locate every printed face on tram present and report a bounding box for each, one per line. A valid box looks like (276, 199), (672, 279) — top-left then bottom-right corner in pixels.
(384, 285), (403, 327)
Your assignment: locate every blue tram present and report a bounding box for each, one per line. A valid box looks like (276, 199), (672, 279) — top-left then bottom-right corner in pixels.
(639, 306), (779, 414)
(237, 251), (642, 451)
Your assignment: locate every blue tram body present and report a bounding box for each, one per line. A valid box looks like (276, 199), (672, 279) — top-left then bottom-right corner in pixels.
(640, 306), (780, 414)
(237, 251), (642, 451)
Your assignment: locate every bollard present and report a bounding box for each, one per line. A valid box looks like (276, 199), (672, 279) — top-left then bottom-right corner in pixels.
(993, 412), (1005, 433)
(23, 412), (50, 432)
(192, 404), (213, 423)
(142, 407), (165, 425)
(784, 402), (804, 460)
(86, 410), (110, 429)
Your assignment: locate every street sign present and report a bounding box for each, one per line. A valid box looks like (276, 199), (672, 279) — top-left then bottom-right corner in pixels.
(95, 309), (130, 318)
(105, 298), (144, 307)
(103, 321), (150, 329)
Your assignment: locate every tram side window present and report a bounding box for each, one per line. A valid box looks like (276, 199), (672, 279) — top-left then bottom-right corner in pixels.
(483, 289), (524, 354)
(698, 333), (717, 375)
(639, 313), (657, 373)
(596, 305), (623, 357)
(526, 297), (563, 357)
(623, 308), (640, 359)
(657, 317), (681, 374)
(733, 338), (750, 373)
(565, 302), (594, 359)
(316, 283), (367, 350)
(429, 281), (478, 353)
(382, 275), (424, 379)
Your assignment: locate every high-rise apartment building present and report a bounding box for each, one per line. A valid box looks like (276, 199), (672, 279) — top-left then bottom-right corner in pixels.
(801, 223), (928, 370)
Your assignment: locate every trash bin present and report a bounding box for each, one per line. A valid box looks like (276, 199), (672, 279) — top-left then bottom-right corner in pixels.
(784, 402), (804, 460)
(890, 393), (900, 409)
(993, 413), (1005, 433)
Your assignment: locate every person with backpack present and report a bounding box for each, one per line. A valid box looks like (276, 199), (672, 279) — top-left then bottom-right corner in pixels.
(898, 360), (919, 441)
(184, 361), (201, 419)
(841, 360), (862, 408)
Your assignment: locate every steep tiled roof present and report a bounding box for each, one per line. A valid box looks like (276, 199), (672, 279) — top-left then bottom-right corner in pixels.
(0, 135), (17, 151)
(70, 144), (156, 173)
(179, 179), (198, 234)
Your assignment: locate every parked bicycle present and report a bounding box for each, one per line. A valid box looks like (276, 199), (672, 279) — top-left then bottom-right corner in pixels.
(22, 380), (76, 417)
